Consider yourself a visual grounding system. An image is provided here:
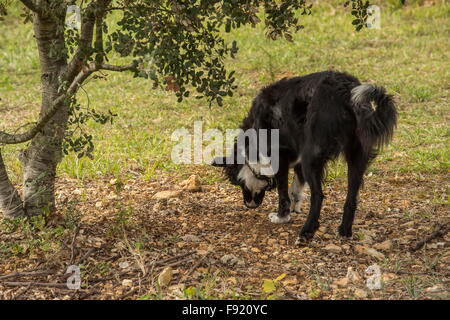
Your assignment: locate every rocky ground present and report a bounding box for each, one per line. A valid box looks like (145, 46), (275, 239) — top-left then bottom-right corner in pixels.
(0, 169), (448, 300)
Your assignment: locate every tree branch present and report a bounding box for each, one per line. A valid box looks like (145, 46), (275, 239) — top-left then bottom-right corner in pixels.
(98, 62), (138, 72)
(66, 2), (97, 82)
(19, 0), (40, 14)
(67, 0), (112, 82)
(0, 65), (98, 145)
(0, 60), (137, 146)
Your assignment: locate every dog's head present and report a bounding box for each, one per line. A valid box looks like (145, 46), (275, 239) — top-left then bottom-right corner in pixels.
(211, 154), (275, 209)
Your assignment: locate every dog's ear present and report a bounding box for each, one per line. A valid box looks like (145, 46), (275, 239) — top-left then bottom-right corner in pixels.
(211, 156), (228, 167)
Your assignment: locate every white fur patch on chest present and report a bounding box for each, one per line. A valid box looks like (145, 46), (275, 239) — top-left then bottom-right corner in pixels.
(237, 165), (268, 193)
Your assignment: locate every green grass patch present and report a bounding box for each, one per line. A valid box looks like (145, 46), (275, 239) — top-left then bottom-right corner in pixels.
(0, 1), (449, 183)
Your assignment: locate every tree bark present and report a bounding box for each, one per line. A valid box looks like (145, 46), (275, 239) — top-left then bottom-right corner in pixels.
(0, 151), (25, 218)
(21, 11), (69, 217)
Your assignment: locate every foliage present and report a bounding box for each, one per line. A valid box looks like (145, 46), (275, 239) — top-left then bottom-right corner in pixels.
(0, 0), (372, 160)
(262, 273), (286, 296)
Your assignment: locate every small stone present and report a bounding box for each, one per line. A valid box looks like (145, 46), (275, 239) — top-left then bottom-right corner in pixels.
(346, 267), (362, 282)
(382, 273), (397, 282)
(355, 245), (385, 260)
(122, 279), (133, 287)
(374, 240), (393, 251)
(181, 234), (200, 242)
(425, 284), (443, 293)
(158, 267), (173, 287)
(324, 244), (342, 253)
(333, 277), (349, 287)
(436, 242), (446, 248)
(366, 248), (385, 260)
(196, 249), (209, 256)
(221, 254), (239, 266)
(152, 190), (182, 200)
(354, 288), (368, 298)
(181, 175), (202, 192)
(401, 221), (415, 228)
(119, 261), (130, 269)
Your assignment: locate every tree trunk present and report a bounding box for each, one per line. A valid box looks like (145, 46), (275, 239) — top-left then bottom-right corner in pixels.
(21, 12), (69, 217)
(0, 151), (25, 218)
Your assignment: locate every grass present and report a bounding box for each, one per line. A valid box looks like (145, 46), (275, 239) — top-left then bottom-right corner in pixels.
(0, 0), (449, 185)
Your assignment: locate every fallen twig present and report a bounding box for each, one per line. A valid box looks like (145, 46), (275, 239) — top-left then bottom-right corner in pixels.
(119, 287), (139, 300)
(411, 222), (449, 251)
(151, 251), (196, 268)
(11, 283), (32, 300)
(69, 226), (80, 265)
(2, 281), (69, 289)
(77, 247), (97, 265)
(0, 270), (54, 281)
(178, 253), (208, 284)
(281, 284), (310, 300)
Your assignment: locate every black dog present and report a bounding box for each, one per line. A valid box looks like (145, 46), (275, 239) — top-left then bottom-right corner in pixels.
(212, 71), (397, 241)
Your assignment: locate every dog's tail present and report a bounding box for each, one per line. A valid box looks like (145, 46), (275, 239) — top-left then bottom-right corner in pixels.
(350, 84), (397, 153)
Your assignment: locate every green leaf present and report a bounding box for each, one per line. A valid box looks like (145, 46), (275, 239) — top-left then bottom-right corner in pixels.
(274, 273), (287, 282)
(262, 279), (276, 293)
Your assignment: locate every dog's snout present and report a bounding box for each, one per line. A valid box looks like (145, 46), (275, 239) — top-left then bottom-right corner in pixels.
(245, 200), (258, 209)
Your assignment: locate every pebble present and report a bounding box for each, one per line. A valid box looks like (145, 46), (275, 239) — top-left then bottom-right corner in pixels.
(354, 288), (368, 298)
(158, 267), (173, 287)
(374, 240), (393, 251)
(152, 190), (182, 200)
(181, 234), (200, 242)
(355, 245), (385, 260)
(221, 254), (240, 266)
(324, 244), (342, 253)
(333, 277), (349, 287)
(122, 279), (133, 287)
(181, 175), (202, 192)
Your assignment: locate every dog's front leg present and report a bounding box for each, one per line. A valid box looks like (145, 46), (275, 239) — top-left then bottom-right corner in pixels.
(268, 164), (291, 224)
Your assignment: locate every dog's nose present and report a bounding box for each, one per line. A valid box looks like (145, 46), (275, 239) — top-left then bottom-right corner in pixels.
(245, 201), (258, 209)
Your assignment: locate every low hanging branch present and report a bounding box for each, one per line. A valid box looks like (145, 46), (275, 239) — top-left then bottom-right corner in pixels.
(0, 62), (137, 146)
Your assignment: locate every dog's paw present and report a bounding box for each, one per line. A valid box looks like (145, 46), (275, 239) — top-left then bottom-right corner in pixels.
(268, 212), (291, 224)
(299, 225), (318, 241)
(338, 225), (352, 238)
(295, 236), (310, 246)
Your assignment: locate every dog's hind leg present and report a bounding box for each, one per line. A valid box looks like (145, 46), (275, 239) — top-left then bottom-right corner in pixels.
(298, 147), (327, 241)
(290, 164), (306, 213)
(338, 144), (371, 237)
